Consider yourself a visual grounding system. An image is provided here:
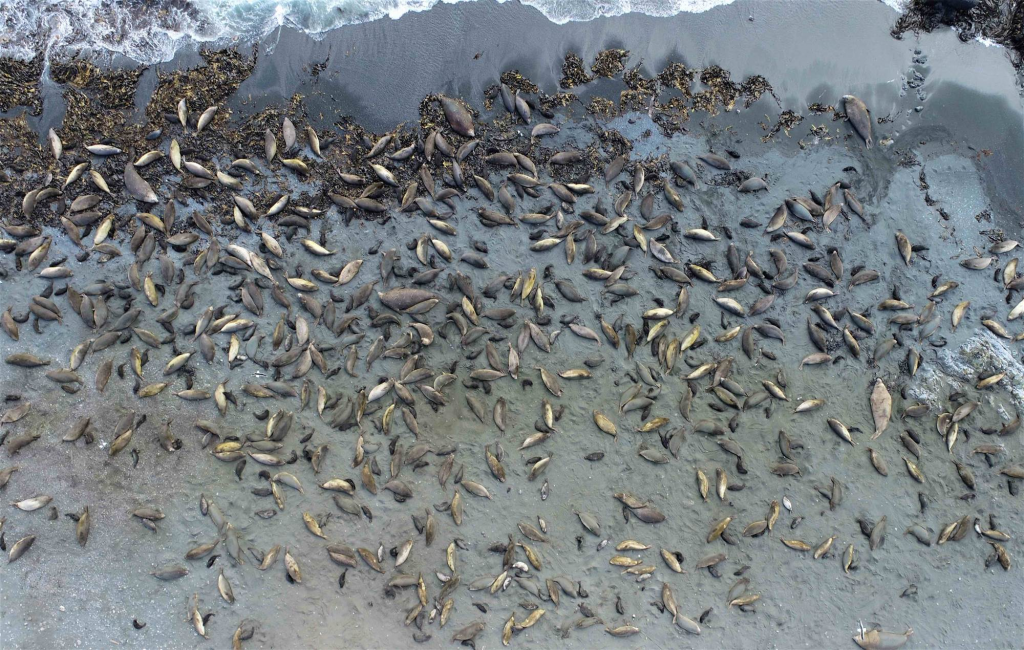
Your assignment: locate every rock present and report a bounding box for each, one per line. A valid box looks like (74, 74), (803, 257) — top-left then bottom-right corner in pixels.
(908, 330), (1024, 411)
(933, 0), (978, 10)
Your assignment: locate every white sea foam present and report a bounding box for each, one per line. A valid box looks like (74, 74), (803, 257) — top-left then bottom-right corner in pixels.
(878, 0), (907, 11)
(0, 0), (738, 65)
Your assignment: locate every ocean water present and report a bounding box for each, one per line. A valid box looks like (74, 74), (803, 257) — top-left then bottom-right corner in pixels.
(0, 0), (741, 64)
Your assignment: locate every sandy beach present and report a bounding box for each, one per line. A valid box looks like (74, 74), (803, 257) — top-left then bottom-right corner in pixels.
(1, 1), (1022, 648)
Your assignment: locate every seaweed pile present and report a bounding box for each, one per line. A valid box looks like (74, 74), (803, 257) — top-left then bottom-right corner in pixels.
(892, 0), (1024, 73)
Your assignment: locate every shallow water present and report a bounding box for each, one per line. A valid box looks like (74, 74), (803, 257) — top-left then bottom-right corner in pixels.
(1, 3), (1023, 649)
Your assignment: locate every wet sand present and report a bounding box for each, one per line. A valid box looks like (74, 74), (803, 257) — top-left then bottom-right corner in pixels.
(2, 1), (1023, 649)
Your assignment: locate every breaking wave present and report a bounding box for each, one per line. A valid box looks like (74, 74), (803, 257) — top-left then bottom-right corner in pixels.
(0, 0), (738, 65)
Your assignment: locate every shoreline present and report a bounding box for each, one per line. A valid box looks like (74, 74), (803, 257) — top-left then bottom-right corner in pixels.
(6, 1), (1020, 212)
